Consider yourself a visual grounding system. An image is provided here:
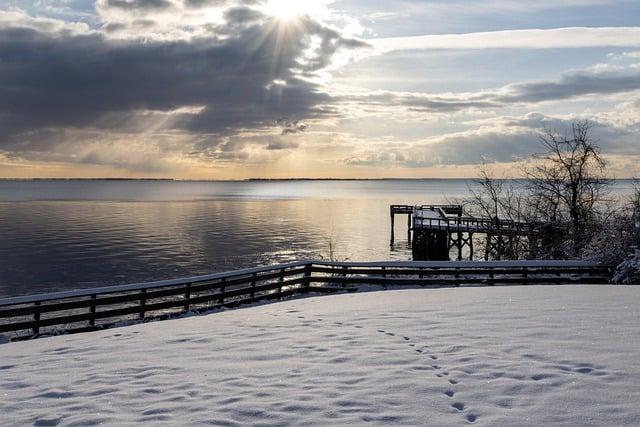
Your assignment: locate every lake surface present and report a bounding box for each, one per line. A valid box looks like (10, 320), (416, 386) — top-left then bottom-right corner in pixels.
(0, 179), (635, 297)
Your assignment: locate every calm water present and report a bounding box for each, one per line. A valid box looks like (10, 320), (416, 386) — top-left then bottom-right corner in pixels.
(0, 179), (635, 297)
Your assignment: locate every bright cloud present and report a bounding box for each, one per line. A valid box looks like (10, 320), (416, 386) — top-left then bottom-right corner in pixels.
(370, 27), (640, 53)
(0, 0), (639, 177)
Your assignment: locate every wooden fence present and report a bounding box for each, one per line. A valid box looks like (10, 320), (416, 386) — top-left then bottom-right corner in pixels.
(0, 260), (614, 340)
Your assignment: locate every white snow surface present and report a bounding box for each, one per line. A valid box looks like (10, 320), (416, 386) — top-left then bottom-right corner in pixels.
(1, 286), (640, 426)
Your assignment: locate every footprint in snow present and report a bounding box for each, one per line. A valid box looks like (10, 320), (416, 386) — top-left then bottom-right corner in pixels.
(452, 402), (465, 411)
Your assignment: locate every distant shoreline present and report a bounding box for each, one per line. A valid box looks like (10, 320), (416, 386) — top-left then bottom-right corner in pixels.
(0, 177), (475, 182)
(0, 177), (635, 182)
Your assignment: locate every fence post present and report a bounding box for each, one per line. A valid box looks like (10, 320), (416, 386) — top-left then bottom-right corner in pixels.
(304, 263), (312, 291)
(139, 289), (147, 320)
(33, 301), (41, 335)
(278, 269), (284, 300)
(341, 265), (347, 288)
(522, 267), (528, 286)
(390, 209), (395, 246)
(184, 283), (191, 312)
(219, 278), (226, 305)
(89, 294), (97, 327)
(251, 272), (258, 299)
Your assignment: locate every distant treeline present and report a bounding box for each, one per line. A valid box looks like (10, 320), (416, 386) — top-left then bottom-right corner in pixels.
(0, 178), (175, 181)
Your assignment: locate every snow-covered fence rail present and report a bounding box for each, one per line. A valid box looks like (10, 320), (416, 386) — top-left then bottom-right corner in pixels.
(0, 260), (613, 340)
(310, 260), (612, 287)
(0, 261), (311, 340)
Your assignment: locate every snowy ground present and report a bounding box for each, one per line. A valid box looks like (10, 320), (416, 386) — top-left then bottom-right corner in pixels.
(1, 286), (640, 426)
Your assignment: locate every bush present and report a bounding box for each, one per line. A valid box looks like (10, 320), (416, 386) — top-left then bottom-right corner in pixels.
(613, 249), (640, 284)
(581, 213), (638, 265)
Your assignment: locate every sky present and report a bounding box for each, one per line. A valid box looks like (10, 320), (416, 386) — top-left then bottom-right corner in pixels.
(0, 0), (639, 179)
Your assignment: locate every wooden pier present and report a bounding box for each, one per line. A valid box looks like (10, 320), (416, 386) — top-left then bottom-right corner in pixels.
(391, 204), (549, 261)
(390, 204), (462, 245)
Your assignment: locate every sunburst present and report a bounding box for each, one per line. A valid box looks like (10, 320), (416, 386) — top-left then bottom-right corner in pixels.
(262, 0), (330, 22)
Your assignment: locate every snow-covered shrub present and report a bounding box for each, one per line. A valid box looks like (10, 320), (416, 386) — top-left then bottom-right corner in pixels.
(613, 249), (640, 284)
(582, 216), (637, 265)
(585, 182), (640, 283)
(583, 182), (640, 277)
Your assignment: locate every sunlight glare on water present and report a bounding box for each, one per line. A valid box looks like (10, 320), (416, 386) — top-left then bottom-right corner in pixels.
(0, 179), (634, 297)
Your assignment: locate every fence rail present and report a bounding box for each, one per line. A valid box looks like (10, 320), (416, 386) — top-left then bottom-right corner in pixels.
(0, 260), (614, 340)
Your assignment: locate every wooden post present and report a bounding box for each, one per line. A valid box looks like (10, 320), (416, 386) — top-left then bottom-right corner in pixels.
(407, 212), (412, 242)
(390, 209), (395, 245)
(469, 233), (474, 260)
(184, 283), (191, 312)
(341, 265), (347, 288)
(33, 301), (41, 335)
(278, 269), (284, 300)
(89, 294), (97, 327)
(304, 263), (312, 291)
(139, 289), (146, 320)
(218, 279), (226, 305)
(251, 273), (258, 299)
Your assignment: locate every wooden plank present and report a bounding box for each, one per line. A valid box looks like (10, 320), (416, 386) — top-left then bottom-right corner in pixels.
(310, 266), (610, 276)
(308, 286), (358, 293)
(309, 275), (611, 286)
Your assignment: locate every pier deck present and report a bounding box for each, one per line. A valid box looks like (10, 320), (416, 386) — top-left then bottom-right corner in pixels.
(391, 204), (548, 261)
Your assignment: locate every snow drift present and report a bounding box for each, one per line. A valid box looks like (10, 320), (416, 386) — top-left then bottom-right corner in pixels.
(1, 286), (639, 426)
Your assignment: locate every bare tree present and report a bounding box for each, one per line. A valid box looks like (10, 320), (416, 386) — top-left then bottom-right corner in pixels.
(465, 163), (530, 259)
(525, 120), (609, 256)
(631, 178), (640, 220)
(467, 162), (526, 223)
(466, 163), (504, 221)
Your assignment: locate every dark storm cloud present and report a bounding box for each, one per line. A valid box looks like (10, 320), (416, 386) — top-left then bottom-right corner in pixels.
(0, 16), (364, 155)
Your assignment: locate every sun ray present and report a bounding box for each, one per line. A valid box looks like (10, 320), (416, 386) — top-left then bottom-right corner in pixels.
(262, 0), (331, 22)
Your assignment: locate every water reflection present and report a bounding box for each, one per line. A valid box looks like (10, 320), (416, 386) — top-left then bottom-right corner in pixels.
(0, 179), (635, 297)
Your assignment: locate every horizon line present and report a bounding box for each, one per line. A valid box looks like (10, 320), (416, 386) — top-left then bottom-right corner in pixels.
(0, 177), (636, 182)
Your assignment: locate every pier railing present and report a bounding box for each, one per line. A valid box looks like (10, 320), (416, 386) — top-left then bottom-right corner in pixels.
(413, 215), (536, 233)
(0, 260), (614, 340)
